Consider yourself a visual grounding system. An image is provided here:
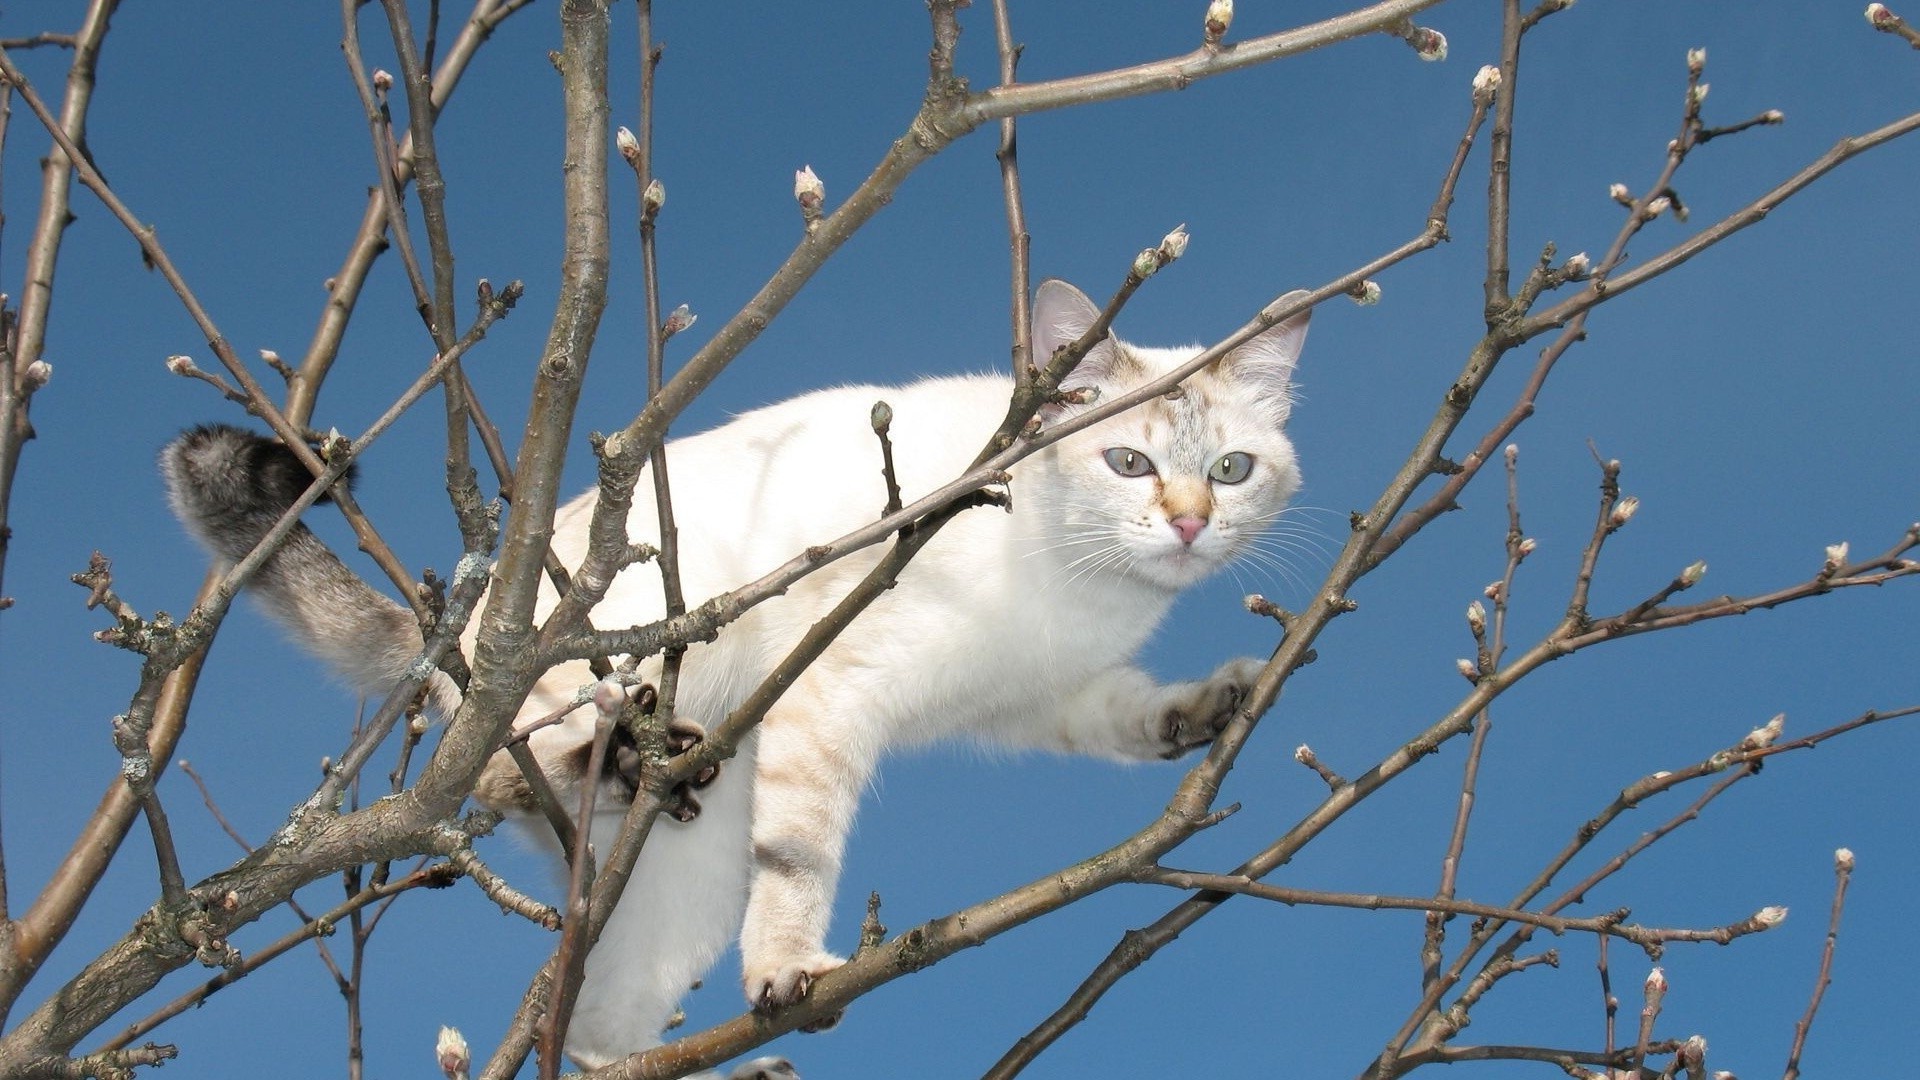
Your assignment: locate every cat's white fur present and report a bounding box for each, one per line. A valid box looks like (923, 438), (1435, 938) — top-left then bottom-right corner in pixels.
(161, 280), (1311, 1069)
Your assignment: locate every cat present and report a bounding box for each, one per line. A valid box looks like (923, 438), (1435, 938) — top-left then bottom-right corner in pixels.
(161, 278), (1312, 1070)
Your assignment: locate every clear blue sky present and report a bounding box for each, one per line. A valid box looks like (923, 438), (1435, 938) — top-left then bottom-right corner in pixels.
(2, 1), (1916, 1077)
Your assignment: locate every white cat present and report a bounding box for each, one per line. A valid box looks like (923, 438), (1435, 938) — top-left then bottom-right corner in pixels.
(161, 279), (1311, 1070)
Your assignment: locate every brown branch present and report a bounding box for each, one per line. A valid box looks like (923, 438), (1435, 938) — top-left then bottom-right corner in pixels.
(541, 685), (620, 1080)
(1867, 3), (1920, 49)
(1139, 869), (1785, 954)
(0, 45), (428, 617)
(0, 0), (116, 688)
(1782, 849), (1855, 1080)
(96, 863), (460, 1052)
(991, 0), (1033, 389)
(290, 0), (536, 426)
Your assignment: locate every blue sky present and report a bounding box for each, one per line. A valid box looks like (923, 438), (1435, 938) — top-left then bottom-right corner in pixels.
(1, 1), (1916, 1077)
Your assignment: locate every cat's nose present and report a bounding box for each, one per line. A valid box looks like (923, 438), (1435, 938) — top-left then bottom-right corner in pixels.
(1169, 514), (1207, 546)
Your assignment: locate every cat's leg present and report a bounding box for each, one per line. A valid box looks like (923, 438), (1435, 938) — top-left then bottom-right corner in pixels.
(1026, 656), (1267, 762)
(738, 692), (875, 1012)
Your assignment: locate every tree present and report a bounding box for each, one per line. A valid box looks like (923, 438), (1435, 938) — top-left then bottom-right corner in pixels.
(0, 1), (1914, 1077)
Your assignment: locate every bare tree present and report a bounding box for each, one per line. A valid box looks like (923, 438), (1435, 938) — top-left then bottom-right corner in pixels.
(0, 2), (1912, 1078)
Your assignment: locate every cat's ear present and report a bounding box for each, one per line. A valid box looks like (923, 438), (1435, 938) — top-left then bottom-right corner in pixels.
(1218, 289), (1311, 410)
(1032, 279), (1119, 385)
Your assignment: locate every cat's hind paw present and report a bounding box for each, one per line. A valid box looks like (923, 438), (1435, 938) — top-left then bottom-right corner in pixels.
(1155, 656), (1264, 758)
(727, 1057), (800, 1080)
(747, 949), (846, 1027)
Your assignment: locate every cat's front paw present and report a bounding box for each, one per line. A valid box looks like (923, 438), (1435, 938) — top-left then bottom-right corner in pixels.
(606, 716), (721, 822)
(1154, 656), (1264, 759)
(745, 949), (846, 1027)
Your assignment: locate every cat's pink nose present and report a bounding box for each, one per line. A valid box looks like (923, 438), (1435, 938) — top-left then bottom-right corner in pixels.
(1169, 514), (1207, 546)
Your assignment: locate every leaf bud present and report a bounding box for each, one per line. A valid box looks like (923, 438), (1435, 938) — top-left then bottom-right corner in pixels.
(1609, 495), (1640, 527)
(1158, 223), (1190, 263)
(1204, 0), (1234, 44)
(436, 1025), (470, 1079)
(1823, 541), (1849, 571)
(794, 165), (825, 214)
(662, 303), (697, 338)
(1740, 713), (1785, 751)
(1471, 65), (1502, 104)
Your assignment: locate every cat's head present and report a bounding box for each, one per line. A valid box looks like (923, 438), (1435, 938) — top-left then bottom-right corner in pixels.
(1029, 279), (1309, 592)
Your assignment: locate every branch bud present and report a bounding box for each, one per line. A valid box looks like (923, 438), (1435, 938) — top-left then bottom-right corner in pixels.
(164, 355), (198, 376)
(1835, 847), (1855, 871)
(1471, 65), (1502, 104)
(1867, 3), (1896, 27)
(1204, 0), (1234, 45)
(1681, 1035), (1708, 1067)
(1609, 495), (1640, 527)
(1348, 279), (1382, 306)
(794, 165), (825, 227)
(1410, 26), (1448, 61)
(1763, 109), (1785, 124)
(1517, 537), (1537, 558)
(1562, 252), (1591, 279)
(1466, 600), (1486, 635)
(1158, 223), (1190, 264)
(1609, 182), (1633, 206)
(372, 69), (393, 94)
(436, 1025), (470, 1080)
(21, 359), (51, 391)
(1680, 559), (1708, 586)
(1483, 580), (1503, 600)
(1823, 541), (1850, 571)
(1754, 905), (1788, 928)
(1686, 47), (1707, 76)
(1132, 248), (1162, 280)
(1689, 82), (1711, 108)
(1740, 713), (1784, 751)
(661, 303), (697, 338)
(870, 400), (893, 433)
(1645, 966), (1667, 995)
(1644, 196), (1672, 219)
(1293, 744), (1313, 764)
(1504, 443), (1519, 465)
(643, 178), (667, 216)
(616, 126), (642, 165)
(1455, 657), (1480, 683)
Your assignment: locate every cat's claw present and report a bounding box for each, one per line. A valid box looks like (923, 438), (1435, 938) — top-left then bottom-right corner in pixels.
(1156, 656), (1264, 758)
(748, 950), (846, 1024)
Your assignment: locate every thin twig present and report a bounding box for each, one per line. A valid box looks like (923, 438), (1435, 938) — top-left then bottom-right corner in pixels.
(96, 864), (460, 1051)
(990, 0), (1033, 388)
(1782, 850), (1855, 1080)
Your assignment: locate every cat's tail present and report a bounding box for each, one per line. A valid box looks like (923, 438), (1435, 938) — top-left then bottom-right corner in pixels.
(160, 423), (451, 710)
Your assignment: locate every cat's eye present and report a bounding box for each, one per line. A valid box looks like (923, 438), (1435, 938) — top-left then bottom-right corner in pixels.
(1103, 447), (1156, 478)
(1210, 452), (1255, 484)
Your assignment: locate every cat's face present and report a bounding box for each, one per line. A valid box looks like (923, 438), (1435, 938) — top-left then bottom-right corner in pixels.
(1030, 281), (1309, 592)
